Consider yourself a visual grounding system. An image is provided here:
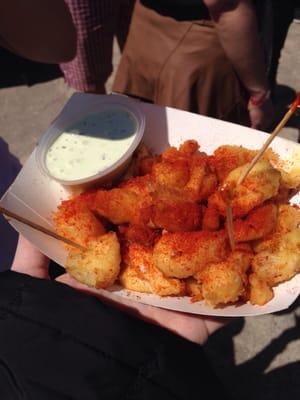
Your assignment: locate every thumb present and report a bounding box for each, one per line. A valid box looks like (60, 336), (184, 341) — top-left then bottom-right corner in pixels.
(11, 235), (50, 278)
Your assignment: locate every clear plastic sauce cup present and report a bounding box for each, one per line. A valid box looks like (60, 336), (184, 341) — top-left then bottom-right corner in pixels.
(36, 100), (145, 189)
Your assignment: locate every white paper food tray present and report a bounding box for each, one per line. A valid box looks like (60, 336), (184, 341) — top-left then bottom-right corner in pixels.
(1, 93), (300, 317)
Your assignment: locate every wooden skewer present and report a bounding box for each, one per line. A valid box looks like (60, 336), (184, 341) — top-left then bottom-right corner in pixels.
(0, 206), (86, 251)
(238, 92), (300, 185)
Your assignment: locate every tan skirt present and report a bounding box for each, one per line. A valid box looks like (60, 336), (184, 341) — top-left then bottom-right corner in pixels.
(113, 0), (250, 125)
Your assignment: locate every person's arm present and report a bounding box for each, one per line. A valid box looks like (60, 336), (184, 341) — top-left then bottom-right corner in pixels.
(0, 271), (232, 399)
(203, 0), (274, 129)
(0, 0), (76, 63)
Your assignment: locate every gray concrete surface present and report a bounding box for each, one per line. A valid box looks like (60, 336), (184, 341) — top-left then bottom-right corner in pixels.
(0, 19), (299, 400)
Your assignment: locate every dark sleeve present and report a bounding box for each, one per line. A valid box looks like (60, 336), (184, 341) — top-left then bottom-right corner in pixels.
(0, 271), (231, 400)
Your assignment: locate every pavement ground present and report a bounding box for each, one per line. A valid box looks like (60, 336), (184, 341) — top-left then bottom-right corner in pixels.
(0, 20), (299, 400)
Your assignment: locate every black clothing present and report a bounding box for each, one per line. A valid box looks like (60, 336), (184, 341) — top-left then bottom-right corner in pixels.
(0, 271), (230, 399)
(141, 0), (210, 21)
(0, 46), (62, 89)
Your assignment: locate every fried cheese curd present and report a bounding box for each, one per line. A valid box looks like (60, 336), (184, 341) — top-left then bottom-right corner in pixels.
(93, 175), (153, 225)
(53, 191), (105, 248)
(53, 140), (300, 306)
(208, 159), (281, 218)
(120, 243), (185, 296)
(211, 145), (258, 183)
(153, 231), (228, 279)
(193, 244), (253, 307)
(92, 139), (215, 231)
(249, 204), (300, 305)
(266, 148), (300, 190)
(66, 232), (121, 289)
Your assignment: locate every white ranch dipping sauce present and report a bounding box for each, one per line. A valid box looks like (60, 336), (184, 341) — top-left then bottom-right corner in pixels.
(45, 110), (137, 181)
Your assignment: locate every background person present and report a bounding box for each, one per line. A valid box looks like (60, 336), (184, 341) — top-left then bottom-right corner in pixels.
(0, 0), (76, 270)
(60, 0), (135, 93)
(113, 0), (274, 130)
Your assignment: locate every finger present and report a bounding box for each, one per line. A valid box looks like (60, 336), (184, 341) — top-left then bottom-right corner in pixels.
(11, 234), (49, 278)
